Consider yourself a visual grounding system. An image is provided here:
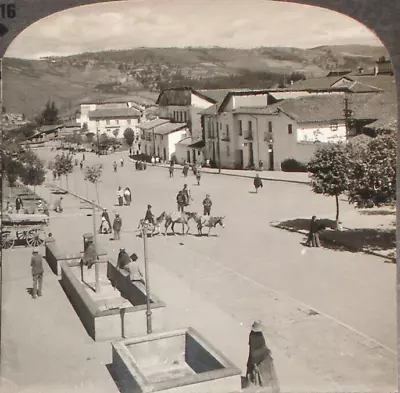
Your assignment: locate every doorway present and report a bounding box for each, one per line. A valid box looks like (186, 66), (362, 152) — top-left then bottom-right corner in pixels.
(269, 144), (274, 171)
(239, 149), (244, 169)
(249, 142), (254, 167)
(187, 151), (191, 163)
(163, 148), (166, 161)
(192, 149), (196, 163)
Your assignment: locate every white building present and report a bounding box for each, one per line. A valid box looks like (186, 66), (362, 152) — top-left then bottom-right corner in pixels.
(137, 119), (188, 161)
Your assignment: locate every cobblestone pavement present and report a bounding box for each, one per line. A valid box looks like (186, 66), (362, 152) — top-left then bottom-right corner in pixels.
(1, 148), (396, 392)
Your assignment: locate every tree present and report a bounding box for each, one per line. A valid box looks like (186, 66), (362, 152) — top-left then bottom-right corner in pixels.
(307, 143), (350, 225)
(112, 129), (119, 139)
(3, 154), (22, 197)
(82, 122), (88, 132)
(20, 158), (46, 198)
(35, 100), (60, 126)
(86, 132), (95, 143)
(347, 133), (396, 208)
(123, 127), (135, 147)
(83, 164), (103, 204)
(53, 153), (74, 190)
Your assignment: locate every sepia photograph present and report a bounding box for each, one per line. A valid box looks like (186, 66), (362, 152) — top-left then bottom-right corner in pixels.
(0, 0), (397, 392)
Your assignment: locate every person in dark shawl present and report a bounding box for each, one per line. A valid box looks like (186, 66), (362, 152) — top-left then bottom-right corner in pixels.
(306, 215), (321, 247)
(15, 197), (24, 213)
(254, 174), (263, 193)
(101, 208), (112, 230)
(144, 204), (155, 225)
(124, 187), (132, 206)
(117, 248), (131, 270)
(246, 321), (280, 392)
(81, 236), (97, 269)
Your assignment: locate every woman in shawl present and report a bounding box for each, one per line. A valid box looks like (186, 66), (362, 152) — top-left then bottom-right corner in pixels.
(246, 321), (280, 393)
(254, 174), (263, 193)
(124, 187), (132, 206)
(117, 186), (124, 206)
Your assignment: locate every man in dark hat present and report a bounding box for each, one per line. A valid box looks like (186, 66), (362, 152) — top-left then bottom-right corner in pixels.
(31, 249), (44, 299)
(15, 196), (24, 214)
(144, 205), (155, 225)
(127, 253), (144, 284)
(113, 213), (122, 240)
(177, 190), (185, 212)
(169, 161), (174, 178)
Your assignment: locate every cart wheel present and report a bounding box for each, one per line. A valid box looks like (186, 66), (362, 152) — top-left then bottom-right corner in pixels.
(1, 232), (15, 249)
(16, 230), (27, 240)
(26, 229), (44, 247)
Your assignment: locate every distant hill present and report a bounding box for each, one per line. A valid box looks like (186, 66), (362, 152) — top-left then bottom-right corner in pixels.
(3, 45), (388, 121)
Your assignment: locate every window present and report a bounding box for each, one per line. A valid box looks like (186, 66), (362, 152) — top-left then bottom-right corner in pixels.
(106, 119), (110, 125)
(220, 122), (222, 130)
(248, 121), (252, 131)
(268, 121), (272, 133)
(116, 119), (119, 125)
(226, 124), (229, 139)
(239, 120), (242, 136)
(288, 124), (293, 134)
(197, 151), (200, 156)
(180, 112), (183, 122)
(330, 121), (338, 131)
(226, 145), (230, 156)
(211, 122), (214, 137)
(127, 119), (131, 124)
(184, 112), (187, 122)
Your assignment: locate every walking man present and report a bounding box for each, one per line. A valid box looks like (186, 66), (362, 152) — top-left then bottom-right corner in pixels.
(254, 174), (263, 193)
(117, 186), (124, 206)
(202, 194), (212, 216)
(113, 161), (118, 172)
(196, 168), (201, 186)
(31, 249), (44, 299)
(177, 191), (185, 212)
(169, 162), (174, 178)
(113, 213), (122, 240)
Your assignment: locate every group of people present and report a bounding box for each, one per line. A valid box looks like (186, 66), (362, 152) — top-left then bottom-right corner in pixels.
(4, 197), (50, 216)
(117, 186), (132, 206)
(135, 160), (147, 170)
(99, 208), (123, 240)
(113, 158), (124, 172)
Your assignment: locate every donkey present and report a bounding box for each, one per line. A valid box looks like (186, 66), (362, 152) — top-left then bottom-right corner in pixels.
(137, 211), (167, 237)
(197, 215), (225, 236)
(164, 211), (197, 236)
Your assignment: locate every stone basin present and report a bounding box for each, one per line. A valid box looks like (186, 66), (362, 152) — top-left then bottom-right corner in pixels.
(112, 327), (241, 393)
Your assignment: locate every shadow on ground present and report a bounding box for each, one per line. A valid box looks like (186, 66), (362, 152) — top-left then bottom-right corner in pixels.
(359, 209), (395, 216)
(106, 364), (124, 393)
(275, 218), (396, 255)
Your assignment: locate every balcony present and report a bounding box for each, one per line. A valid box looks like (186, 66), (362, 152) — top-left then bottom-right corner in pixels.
(264, 134), (273, 142)
(243, 130), (253, 140)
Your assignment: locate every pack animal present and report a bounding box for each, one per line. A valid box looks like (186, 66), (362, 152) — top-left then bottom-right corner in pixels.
(164, 211), (197, 235)
(137, 211), (166, 237)
(193, 214), (225, 236)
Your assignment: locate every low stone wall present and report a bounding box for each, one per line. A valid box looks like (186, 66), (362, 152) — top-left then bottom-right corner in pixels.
(60, 261), (166, 341)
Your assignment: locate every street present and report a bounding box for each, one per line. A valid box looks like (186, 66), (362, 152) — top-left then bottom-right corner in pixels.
(1, 147), (396, 392)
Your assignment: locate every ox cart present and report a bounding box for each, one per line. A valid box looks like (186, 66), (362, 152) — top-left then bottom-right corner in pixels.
(1, 213), (50, 249)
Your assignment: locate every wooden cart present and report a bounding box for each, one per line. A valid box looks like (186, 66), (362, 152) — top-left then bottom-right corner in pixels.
(1, 213), (50, 249)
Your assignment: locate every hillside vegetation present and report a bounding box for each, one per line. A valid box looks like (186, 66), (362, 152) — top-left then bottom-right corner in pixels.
(3, 45), (387, 120)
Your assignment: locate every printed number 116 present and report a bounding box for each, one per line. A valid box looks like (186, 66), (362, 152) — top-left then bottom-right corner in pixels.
(0, 4), (16, 19)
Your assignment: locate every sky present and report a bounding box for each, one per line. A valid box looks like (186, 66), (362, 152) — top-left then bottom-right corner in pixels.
(6, 0), (383, 59)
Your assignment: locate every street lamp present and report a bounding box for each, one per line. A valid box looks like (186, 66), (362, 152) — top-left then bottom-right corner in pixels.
(92, 202), (100, 292)
(141, 223), (152, 334)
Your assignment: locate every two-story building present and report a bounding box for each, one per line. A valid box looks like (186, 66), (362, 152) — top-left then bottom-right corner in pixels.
(137, 118), (188, 161)
(87, 108), (142, 147)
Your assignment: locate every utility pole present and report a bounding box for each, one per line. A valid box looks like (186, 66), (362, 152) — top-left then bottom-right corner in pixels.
(142, 224), (152, 334)
(92, 202), (100, 292)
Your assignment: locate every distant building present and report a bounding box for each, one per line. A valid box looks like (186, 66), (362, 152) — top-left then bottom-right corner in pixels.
(26, 124), (64, 144)
(375, 57), (393, 75)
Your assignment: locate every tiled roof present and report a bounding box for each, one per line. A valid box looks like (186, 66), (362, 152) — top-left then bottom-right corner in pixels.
(233, 106), (278, 115)
(63, 120), (81, 128)
(153, 122), (187, 136)
(288, 77), (342, 90)
(188, 140), (206, 149)
(344, 74), (396, 92)
(39, 124), (64, 133)
(137, 118), (170, 130)
(198, 89), (249, 103)
(88, 108), (140, 119)
(199, 103), (219, 116)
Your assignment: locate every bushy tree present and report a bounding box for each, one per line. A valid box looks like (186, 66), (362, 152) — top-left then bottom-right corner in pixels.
(123, 128), (135, 147)
(112, 129), (119, 138)
(20, 158), (46, 197)
(35, 100), (60, 126)
(347, 133), (396, 208)
(53, 153), (74, 190)
(307, 143), (350, 224)
(83, 164), (103, 204)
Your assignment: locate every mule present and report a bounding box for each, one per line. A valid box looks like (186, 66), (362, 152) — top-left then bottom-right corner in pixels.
(164, 211), (197, 236)
(196, 215), (225, 236)
(137, 211), (167, 237)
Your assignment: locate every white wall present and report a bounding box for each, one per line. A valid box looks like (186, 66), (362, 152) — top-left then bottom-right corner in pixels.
(296, 122), (347, 143)
(88, 117), (140, 140)
(168, 130), (188, 159)
(78, 104), (97, 126)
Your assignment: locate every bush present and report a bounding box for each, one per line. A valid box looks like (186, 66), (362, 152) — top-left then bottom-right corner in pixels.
(281, 158), (308, 172)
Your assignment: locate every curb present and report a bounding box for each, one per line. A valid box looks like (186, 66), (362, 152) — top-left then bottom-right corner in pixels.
(270, 221), (396, 263)
(128, 158), (310, 185)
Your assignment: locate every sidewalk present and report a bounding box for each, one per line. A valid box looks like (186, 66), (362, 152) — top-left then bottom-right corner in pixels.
(128, 158), (310, 185)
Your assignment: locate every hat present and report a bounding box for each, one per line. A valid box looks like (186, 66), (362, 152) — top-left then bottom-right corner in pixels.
(115, 213), (120, 216)
(32, 248), (38, 254)
(251, 320), (263, 332)
(206, 194), (210, 197)
(119, 247), (125, 251)
(148, 205), (152, 209)
(130, 253), (138, 261)
(184, 184), (187, 187)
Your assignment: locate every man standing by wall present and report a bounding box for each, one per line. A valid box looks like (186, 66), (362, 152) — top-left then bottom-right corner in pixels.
(113, 213), (122, 240)
(31, 249), (44, 299)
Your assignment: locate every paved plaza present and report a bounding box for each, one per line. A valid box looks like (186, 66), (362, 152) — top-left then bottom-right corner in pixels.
(1, 147), (396, 392)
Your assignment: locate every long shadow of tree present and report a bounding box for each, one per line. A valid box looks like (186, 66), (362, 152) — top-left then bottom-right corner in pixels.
(274, 218), (395, 255)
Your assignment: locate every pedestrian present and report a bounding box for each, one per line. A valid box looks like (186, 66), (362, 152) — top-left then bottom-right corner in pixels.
(117, 247), (131, 270)
(144, 204), (155, 225)
(124, 187), (132, 206)
(117, 186), (124, 206)
(99, 216), (111, 234)
(246, 321), (280, 392)
(155, 156), (160, 165)
(75, 158), (78, 166)
(120, 157), (124, 167)
(113, 213), (122, 240)
(259, 160), (264, 171)
(254, 174), (263, 193)
(15, 196), (24, 213)
(81, 236), (97, 269)
(202, 194), (212, 216)
(143, 161), (147, 170)
(53, 169), (57, 181)
(176, 191), (186, 212)
(196, 168), (201, 186)
(306, 215), (321, 247)
(182, 184), (191, 206)
(183, 163), (189, 177)
(31, 249), (44, 299)
(80, 161), (83, 169)
(54, 196), (63, 213)
(101, 208), (112, 230)
(151, 156), (155, 166)
(113, 161), (118, 172)
(169, 162), (174, 178)
(83, 153), (85, 161)
(135, 160), (139, 170)
(127, 253), (145, 284)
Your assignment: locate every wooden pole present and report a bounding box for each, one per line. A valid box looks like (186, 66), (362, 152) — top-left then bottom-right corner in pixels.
(142, 224), (152, 334)
(92, 202), (100, 292)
